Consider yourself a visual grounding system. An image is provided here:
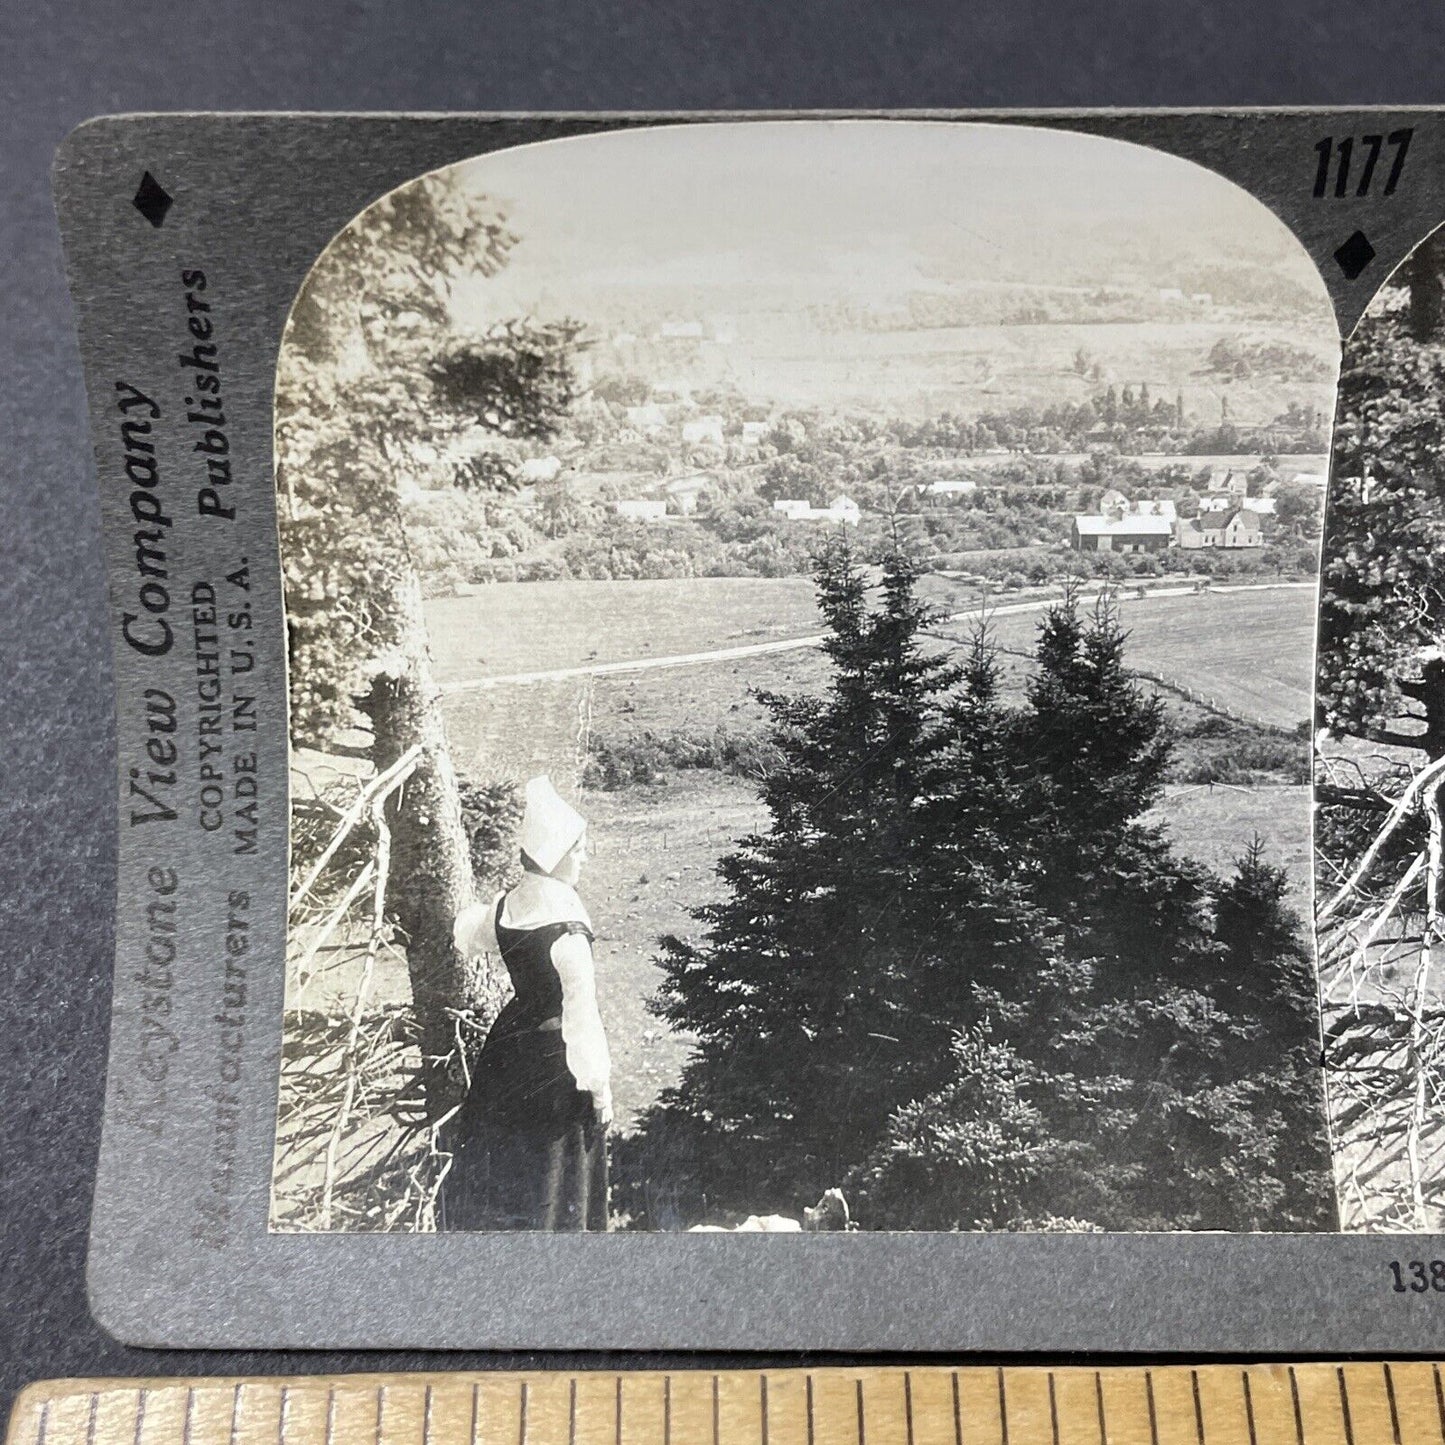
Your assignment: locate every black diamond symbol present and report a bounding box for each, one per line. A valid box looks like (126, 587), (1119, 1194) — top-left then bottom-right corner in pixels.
(1334, 230), (1376, 281)
(132, 171), (172, 228)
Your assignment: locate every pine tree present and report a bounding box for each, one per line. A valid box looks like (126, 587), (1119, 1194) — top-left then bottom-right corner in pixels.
(619, 543), (962, 1221)
(618, 573), (1334, 1233)
(850, 599), (1335, 1232)
(1016, 593), (1210, 996)
(1198, 841), (1337, 1229)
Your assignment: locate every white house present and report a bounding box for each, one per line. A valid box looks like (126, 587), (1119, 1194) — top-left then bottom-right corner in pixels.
(681, 415), (726, 448)
(1176, 508), (1264, 550)
(1209, 469), (1249, 497)
(1241, 496), (1277, 516)
(625, 403), (668, 434)
(517, 456), (562, 484)
(1098, 490), (1176, 522)
(925, 479), (978, 497)
(773, 496), (861, 526)
(739, 420), (770, 447)
(615, 499), (668, 522)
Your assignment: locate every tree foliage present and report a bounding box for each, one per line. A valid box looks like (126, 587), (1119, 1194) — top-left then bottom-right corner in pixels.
(1318, 281), (1445, 758)
(616, 551), (1335, 1231)
(277, 168), (582, 1102)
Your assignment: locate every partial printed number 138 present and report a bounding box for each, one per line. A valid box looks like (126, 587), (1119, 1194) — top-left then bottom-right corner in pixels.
(1314, 128), (1413, 198)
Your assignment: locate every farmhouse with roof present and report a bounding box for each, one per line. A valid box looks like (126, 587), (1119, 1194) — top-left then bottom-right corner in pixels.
(614, 498), (668, 522)
(1071, 495), (1176, 553)
(1175, 507), (1264, 550)
(1070, 508), (1173, 554)
(773, 496), (861, 526)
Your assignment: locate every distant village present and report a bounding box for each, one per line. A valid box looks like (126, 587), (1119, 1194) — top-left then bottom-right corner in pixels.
(1069, 468), (1312, 554)
(402, 322), (1333, 591)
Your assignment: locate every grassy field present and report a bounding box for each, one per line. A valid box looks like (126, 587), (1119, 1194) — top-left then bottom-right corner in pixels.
(419, 577), (1321, 1128)
(429, 577), (1317, 774)
(975, 586), (1316, 729)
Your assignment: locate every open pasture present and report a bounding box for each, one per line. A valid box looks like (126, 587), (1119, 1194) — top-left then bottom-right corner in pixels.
(428, 577), (1318, 775)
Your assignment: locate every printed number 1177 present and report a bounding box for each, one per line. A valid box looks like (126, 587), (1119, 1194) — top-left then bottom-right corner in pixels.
(1314, 129), (1413, 198)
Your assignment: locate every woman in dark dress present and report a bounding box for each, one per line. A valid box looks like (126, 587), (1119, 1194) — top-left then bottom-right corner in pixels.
(440, 776), (612, 1231)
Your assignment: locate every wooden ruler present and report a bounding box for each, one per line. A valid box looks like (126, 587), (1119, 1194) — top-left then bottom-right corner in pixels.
(8, 1367), (1445, 1445)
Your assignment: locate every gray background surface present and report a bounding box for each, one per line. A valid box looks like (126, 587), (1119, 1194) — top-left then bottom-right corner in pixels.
(8, 0), (1445, 1418)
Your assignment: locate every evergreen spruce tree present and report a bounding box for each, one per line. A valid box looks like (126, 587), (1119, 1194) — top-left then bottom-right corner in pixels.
(618, 542), (961, 1222)
(1202, 841), (1338, 1229)
(852, 597), (1336, 1232)
(619, 571), (1335, 1234)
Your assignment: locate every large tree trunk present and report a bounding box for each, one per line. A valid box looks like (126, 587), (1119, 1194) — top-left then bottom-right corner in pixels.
(358, 569), (505, 1117)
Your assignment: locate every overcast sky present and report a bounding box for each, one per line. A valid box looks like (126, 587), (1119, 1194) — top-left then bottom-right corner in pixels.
(442, 121), (1332, 325)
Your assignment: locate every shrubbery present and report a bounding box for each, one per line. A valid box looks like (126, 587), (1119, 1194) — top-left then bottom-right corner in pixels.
(1166, 712), (1309, 785)
(582, 727), (784, 790)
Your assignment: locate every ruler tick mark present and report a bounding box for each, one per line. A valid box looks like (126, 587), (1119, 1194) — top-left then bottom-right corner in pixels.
(375, 1386), (386, 1445)
(807, 1376), (816, 1445)
(905, 1373), (915, 1445)
(85, 1393), (99, 1445)
(568, 1380), (577, 1445)
(423, 1386), (433, 1445)
(1433, 1364), (1445, 1445)
(857, 1379), (867, 1445)
(1095, 1373), (1107, 1445)
(1048, 1375), (1060, 1445)
(472, 1384), (482, 1445)
(951, 1373), (962, 1445)
(1385, 1365), (1403, 1445)
(1146, 1372), (1159, 1445)
(1191, 1372), (1205, 1445)
(713, 1376), (720, 1445)
(1289, 1368), (1305, 1445)
(134, 1390), (150, 1445)
(762, 1376), (770, 1445)
(664, 1377), (672, 1445)
(229, 1384), (244, 1445)
(35, 1398), (51, 1445)
(614, 1377), (620, 1445)
(184, 1390), (197, 1445)
(279, 1388), (291, 1445)
(521, 1380), (530, 1445)
(325, 1387), (337, 1445)
(1338, 1369), (1356, 1445)
(998, 1370), (1009, 1445)
(1242, 1373), (1258, 1445)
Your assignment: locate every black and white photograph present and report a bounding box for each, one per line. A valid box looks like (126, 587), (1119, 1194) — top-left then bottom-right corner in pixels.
(270, 119), (1343, 1235)
(1315, 222), (1445, 1232)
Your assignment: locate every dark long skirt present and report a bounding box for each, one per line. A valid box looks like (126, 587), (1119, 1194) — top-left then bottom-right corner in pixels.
(438, 1016), (608, 1231)
(440, 1114), (607, 1231)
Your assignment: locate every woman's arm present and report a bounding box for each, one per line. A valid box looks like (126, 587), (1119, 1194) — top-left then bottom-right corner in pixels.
(551, 932), (612, 1122)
